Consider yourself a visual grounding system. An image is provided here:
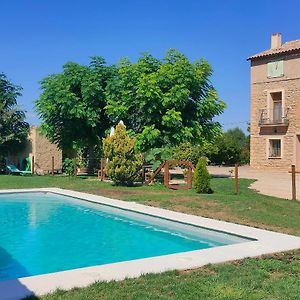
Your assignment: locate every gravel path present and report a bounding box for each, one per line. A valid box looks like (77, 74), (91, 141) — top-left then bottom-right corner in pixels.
(208, 165), (300, 201)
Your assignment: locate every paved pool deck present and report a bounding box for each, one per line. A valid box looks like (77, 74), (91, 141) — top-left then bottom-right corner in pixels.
(208, 165), (300, 200)
(1, 188), (300, 300)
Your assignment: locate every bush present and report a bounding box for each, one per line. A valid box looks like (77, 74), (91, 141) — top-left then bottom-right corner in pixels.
(63, 158), (76, 176)
(103, 123), (143, 185)
(193, 157), (212, 194)
(172, 142), (202, 166)
(209, 134), (241, 166)
(172, 142), (217, 166)
(209, 128), (250, 166)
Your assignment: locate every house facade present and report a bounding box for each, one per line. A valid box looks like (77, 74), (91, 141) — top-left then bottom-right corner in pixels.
(249, 33), (300, 171)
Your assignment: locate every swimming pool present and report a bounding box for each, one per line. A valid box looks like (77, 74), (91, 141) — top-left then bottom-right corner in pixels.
(0, 191), (250, 281)
(1, 188), (300, 300)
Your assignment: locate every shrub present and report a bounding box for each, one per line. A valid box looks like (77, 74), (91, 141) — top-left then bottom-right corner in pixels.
(172, 142), (202, 166)
(103, 123), (143, 185)
(209, 134), (240, 166)
(193, 157), (213, 194)
(209, 128), (250, 166)
(63, 158), (76, 176)
(172, 142), (217, 166)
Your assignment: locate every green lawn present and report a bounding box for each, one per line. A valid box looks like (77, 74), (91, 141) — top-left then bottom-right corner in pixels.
(27, 251), (300, 300)
(1, 175), (299, 299)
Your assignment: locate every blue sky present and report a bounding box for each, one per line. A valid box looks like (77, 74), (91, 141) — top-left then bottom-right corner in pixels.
(1, 0), (299, 132)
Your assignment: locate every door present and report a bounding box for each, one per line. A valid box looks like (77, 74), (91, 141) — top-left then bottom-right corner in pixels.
(296, 135), (300, 172)
(273, 101), (282, 123)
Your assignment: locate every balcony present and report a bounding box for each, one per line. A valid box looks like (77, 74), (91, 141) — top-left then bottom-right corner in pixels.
(259, 108), (289, 127)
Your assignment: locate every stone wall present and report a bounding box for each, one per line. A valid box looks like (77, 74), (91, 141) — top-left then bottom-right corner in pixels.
(6, 127), (62, 174)
(31, 127), (62, 174)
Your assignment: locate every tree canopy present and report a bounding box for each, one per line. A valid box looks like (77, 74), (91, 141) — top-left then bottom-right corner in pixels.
(36, 57), (115, 153)
(36, 50), (226, 156)
(106, 49), (226, 151)
(0, 73), (29, 155)
(226, 127), (248, 146)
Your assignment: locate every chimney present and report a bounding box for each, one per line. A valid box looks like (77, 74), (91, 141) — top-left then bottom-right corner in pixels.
(271, 33), (282, 49)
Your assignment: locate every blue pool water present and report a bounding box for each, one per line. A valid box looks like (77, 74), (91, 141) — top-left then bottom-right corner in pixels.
(0, 192), (249, 281)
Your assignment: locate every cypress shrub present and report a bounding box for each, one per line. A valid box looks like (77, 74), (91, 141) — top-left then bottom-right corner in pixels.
(103, 123), (143, 185)
(193, 157), (213, 194)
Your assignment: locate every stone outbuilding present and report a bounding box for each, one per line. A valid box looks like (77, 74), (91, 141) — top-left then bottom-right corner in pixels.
(6, 126), (62, 174)
(248, 33), (300, 171)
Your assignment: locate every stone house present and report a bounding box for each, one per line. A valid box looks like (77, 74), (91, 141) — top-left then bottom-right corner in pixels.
(248, 33), (300, 171)
(6, 126), (62, 174)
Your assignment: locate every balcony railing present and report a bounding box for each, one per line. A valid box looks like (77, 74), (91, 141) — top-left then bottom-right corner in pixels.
(259, 108), (289, 126)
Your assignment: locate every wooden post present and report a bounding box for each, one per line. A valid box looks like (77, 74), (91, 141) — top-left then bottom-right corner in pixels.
(100, 159), (103, 181)
(51, 156), (54, 176)
(164, 161), (169, 187)
(147, 161), (165, 185)
(292, 165), (296, 200)
(100, 158), (105, 181)
(32, 156), (35, 175)
(234, 163), (238, 194)
(187, 164), (193, 189)
(73, 158), (77, 177)
(142, 165), (145, 184)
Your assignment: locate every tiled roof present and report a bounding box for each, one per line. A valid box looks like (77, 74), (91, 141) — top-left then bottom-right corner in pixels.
(248, 39), (300, 60)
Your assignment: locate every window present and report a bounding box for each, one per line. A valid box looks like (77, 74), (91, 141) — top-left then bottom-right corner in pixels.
(269, 139), (281, 158)
(270, 92), (282, 123)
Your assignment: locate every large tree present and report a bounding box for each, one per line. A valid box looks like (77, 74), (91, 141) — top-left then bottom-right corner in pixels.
(0, 73), (29, 155)
(106, 49), (226, 151)
(36, 57), (115, 154)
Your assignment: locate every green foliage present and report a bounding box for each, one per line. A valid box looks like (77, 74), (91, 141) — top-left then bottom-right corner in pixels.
(210, 128), (250, 165)
(35, 50), (226, 157)
(226, 127), (250, 163)
(0, 73), (29, 155)
(135, 125), (161, 152)
(106, 49), (226, 152)
(201, 142), (219, 162)
(103, 123), (143, 185)
(144, 147), (172, 170)
(172, 142), (203, 166)
(63, 158), (77, 176)
(226, 127), (246, 145)
(172, 141), (219, 166)
(210, 134), (241, 165)
(36, 57), (115, 153)
(225, 127), (250, 164)
(193, 157), (212, 194)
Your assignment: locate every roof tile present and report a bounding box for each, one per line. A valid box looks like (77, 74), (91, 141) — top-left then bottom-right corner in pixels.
(248, 39), (300, 60)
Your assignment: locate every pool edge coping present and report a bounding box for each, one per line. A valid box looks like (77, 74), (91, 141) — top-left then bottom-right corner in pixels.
(1, 187), (300, 300)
